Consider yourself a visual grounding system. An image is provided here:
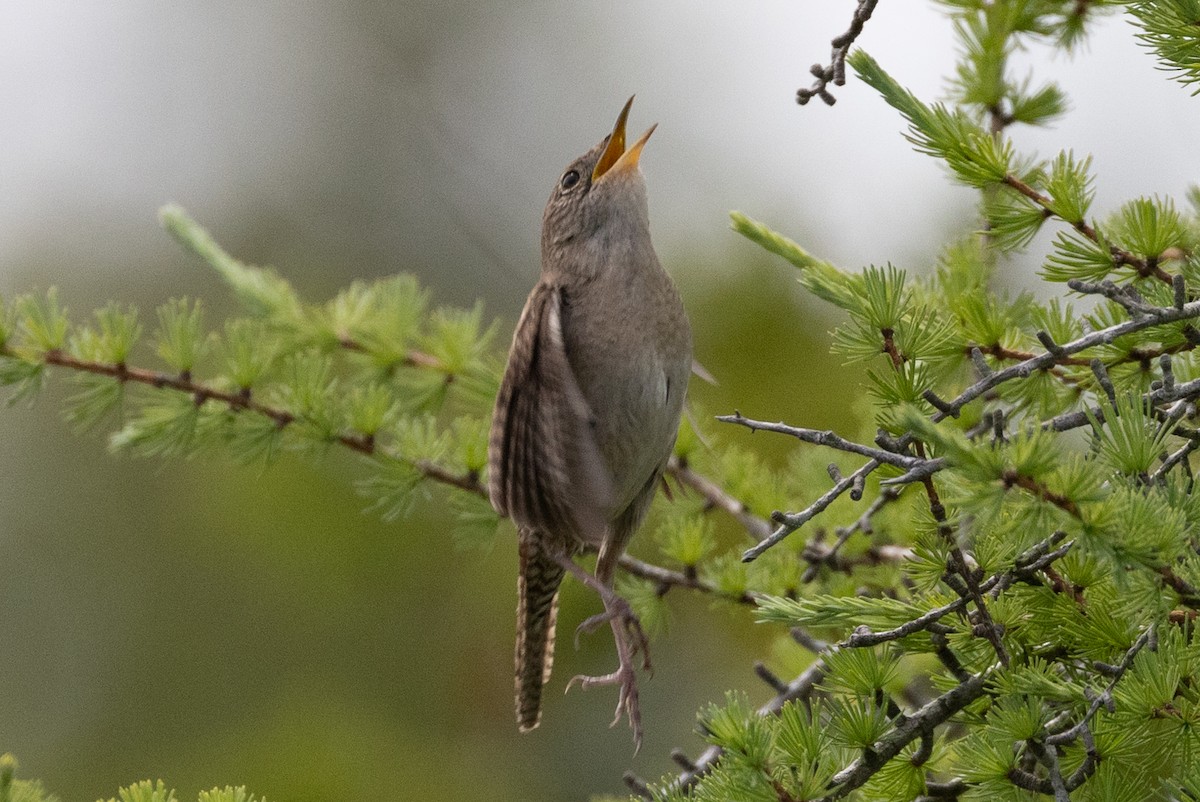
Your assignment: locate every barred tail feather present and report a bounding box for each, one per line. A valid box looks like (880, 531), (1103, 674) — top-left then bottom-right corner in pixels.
(515, 535), (565, 732)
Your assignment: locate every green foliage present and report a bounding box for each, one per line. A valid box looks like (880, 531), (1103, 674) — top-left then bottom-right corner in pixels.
(1085, 392), (1178, 476)
(220, 319), (278, 389)
(161, 205), (300, 323)
(757, 593), (929, 632)
(0, 760), (264, 802)
(656, 515), (717, 567)
(821, 647), (902, 696)
(686, 4), (1200, 801)
(1042, 151), (1095, 223)
(1111, 195), (1189, 260)
(196, 788), (263, 802)
(99, 781), (178, 802)
(729, 212), (862, 310)
(16, 289), (69, 352)
(1128, 0), (1200, 94)
(74, 303), (141, 365)
(358, 453), (427, 523)
(619, 575), (672, 638)
(155, 298), (207, 373)
(0, 755), (59, 802)
(447, 491), (501, 552)
(850, 50), (1013, 189)
(701, 552), (751, 600)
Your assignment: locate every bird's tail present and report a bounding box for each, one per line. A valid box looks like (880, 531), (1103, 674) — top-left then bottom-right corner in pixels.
(515, 534), (565, 732)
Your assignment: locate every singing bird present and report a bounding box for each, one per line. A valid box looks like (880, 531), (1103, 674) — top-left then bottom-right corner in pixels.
(487, 96), (692, 748)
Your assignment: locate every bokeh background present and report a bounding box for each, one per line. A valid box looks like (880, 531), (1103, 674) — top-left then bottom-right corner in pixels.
(1, 3), (1197, 800)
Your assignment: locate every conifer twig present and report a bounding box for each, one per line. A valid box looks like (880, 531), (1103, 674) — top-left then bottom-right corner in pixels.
(728, 295), (1200, 555)
(649, 532), (1074, 796)
(942, 297), (1200, 418)
(337, 335), (446, 371)
(843, 531), (1071, 647)
(4, 344), (804, 605)
(1000, 175), (1174, 284)
(667, 455), (773, 541)
(617, 555), (757, 605)
(1044, 627), (1152, 747)
(644, 657), (830, 795)
(1007, 631), (1150, 796)
(823, 670), (992, 799)
(8, 346), (489, 493)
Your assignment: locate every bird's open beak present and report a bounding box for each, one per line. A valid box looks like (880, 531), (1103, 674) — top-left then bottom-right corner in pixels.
(592, 96), (657, 182)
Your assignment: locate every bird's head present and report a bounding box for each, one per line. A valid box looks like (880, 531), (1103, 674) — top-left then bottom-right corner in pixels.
(540, 96), (657, 275)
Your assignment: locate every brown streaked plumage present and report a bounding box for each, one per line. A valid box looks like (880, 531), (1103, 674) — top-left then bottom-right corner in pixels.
(487, 96), (692, 749)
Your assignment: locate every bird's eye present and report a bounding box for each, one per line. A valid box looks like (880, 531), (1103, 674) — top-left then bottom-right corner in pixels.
(560, 169), (580, 190)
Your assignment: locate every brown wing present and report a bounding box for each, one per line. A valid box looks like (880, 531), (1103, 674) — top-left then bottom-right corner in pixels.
(487, 281), (613, 546)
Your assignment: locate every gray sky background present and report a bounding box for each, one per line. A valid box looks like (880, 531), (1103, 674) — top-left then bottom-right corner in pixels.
(1, 3), (1194, 311)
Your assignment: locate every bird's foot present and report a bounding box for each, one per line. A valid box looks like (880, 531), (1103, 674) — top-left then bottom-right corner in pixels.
(547, 550), (651, 747)
(566, 617), (645, 751)
(573, 594), (651, 671)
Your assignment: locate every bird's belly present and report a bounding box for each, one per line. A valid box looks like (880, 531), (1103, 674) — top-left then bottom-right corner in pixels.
(577, 347), (684, 513)
(558, 267), (691, 522)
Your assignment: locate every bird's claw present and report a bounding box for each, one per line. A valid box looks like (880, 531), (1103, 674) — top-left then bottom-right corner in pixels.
(565, 593), (649, 750)
(573, 595), (652, 672)
(565, 650), (643, 751)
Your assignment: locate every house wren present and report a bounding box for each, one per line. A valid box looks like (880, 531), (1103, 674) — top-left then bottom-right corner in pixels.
(487, 96), (692, 748)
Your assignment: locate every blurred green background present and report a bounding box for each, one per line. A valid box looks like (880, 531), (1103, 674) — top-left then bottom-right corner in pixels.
(1, 3), (1197, 800)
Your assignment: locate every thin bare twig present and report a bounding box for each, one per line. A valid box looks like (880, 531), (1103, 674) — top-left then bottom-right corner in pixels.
(717, 412), (925, 470)
(1152, 438), (1200, 483)
(801, 488), (902, 582)
(796, 0), (880, 106)
(744, 459), (882, 562)
(1044, 627), (1152, 747)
